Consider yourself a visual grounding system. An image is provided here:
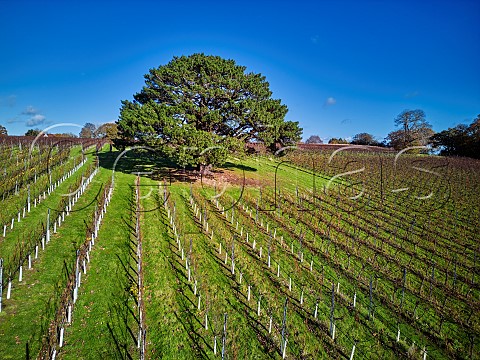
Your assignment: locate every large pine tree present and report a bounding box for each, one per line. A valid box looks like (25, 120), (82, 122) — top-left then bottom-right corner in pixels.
(116, 53), (302, 171)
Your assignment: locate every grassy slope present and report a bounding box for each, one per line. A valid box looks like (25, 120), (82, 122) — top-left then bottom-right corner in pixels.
(0, 150), (106, 359)
(55, 155), (334, 360)
(59, 168), (137, 359)
(3, 151), (476, 359)
(141, 183), (201, 360)
(0, 147), (92, 260)
(142, 182), (280, 359)
(0, 146), (85, 230)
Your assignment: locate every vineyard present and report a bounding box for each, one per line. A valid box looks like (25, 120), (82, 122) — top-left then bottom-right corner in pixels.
(0, 141), (479, 359)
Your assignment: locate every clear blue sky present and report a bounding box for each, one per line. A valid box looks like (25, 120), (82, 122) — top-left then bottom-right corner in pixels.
(1, 0), (479, 142)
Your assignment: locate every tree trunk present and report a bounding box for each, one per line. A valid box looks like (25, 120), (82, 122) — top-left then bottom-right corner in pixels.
(198, 163), (213, 176)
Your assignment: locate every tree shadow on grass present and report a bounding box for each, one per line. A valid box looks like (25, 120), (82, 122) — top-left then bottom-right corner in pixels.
(97, 149), (257, 185)
(97, 149), (197, 184)
(222, 161), (258, 172)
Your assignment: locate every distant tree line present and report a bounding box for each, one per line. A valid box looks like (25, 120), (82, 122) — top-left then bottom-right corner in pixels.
(429, 114), (480, 158)
(79, 122), (118, 141)
(384, 110), (480, 159)
(350, 132), (383, 146)
(2, 105), (479, 160)
(307, 110), (479, 159)
(304, 135), (350, 145)
(0, 126), (75, 137)
(328, 137), (349, 144)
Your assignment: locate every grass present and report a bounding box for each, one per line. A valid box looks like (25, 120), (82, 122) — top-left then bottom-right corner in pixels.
(0, 148), (106, 359)
(1, 149), (479, 359)
(0, 145), (84, 228)
(141, 183), (206, 359)
(151, 183), (286, 359)
(59, 167), (137, 359)
(0, 148), (93, 259)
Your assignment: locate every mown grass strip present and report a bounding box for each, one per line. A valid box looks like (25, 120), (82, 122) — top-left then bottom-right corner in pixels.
(0, 152), (108, 359)
(58, 150), (145, 359)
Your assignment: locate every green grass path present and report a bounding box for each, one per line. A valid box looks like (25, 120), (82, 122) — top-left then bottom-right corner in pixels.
(58, 151), (138, 359)
(0, 152), (108, 359)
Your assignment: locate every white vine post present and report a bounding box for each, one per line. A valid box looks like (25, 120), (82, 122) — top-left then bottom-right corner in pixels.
(267, 236), (271, 268)
(349, 341), (356, 360)
(73, 250), (80, 303)
(27, 185), (31, 213)
(221, 313), (227, 360)
(282, 338), (288, 359)
(231, 237), (235, 275)
(6, 277), (11, 299)
(46, 209), (51, 243)
(281, 297), (288, 357)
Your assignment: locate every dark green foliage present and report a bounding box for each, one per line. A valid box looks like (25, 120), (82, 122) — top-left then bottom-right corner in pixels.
(429, 114), (480, 158)
(328, 137), (349, 144)
(25, 128), (41, 136)
(350, 132), (380, 146)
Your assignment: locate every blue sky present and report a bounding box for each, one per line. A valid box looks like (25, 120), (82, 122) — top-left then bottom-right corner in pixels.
(1, 0), (479, 142)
